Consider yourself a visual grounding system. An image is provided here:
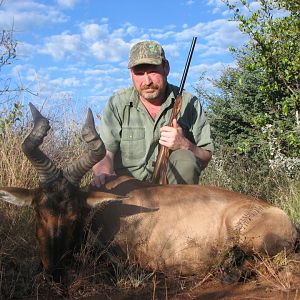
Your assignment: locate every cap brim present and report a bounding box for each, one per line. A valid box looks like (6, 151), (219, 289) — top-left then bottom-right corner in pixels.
(128, 57), (163, 68)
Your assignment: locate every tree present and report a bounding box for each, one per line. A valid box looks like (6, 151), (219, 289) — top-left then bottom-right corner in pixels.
(0, 1), (21, 132)
(0, 27), (16, 71)
(201, 0), (300, 158)
(0, 0), (17, 93)
(196, 66), (269, 154)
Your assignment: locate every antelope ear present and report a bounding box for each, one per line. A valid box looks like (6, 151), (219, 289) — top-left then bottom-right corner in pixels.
(0, 187), (35, 206)
(86, 191), (126, 208)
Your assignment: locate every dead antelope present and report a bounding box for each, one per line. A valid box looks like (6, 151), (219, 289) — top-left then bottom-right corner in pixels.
(0, 104), (298, 281)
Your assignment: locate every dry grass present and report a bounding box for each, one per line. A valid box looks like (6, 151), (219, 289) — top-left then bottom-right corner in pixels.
(0, 202), (38, 299)
(254, 251), (295, 291)
(202, 150), (300, 227)
(0, 130), (37, 188)
(0, 115), (299, 299)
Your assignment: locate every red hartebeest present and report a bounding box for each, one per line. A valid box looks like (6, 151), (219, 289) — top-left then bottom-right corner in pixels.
(0, 104), (298, 280)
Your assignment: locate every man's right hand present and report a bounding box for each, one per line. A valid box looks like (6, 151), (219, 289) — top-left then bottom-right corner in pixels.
(90, 173), (115, 188)
(91, 150), (116, 189)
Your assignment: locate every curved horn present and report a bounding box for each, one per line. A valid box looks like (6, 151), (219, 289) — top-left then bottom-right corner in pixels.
(22, 103), (61, 184)
(63, 108), (106, 186)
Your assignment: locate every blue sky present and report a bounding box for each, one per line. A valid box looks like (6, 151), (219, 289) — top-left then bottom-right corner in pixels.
(0, 0), (255, 117)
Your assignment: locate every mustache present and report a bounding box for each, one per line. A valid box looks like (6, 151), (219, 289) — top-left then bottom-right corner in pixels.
(141, 84), (159, 90)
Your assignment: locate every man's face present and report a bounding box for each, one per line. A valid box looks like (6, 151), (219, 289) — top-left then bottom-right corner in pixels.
(130, 62), (170, 103)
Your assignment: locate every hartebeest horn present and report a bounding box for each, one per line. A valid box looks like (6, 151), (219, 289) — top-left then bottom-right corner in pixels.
(22, 103), (61, 184)
(63, 108), (106, 186)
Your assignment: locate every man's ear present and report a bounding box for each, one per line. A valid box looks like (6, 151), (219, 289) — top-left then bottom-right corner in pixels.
(129, 68), (134, 81)
(0, 187), (35, 206)
(86, 191), (127, 208)
(163, 59), (170, 76)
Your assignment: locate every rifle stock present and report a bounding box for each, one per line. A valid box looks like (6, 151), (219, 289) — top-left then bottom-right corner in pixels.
(151, 37), (197, 184)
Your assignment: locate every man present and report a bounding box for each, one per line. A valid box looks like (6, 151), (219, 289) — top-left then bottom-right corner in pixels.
(91, 40), (213, 187)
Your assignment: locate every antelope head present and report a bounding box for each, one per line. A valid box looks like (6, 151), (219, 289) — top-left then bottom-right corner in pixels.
(0, 103), (123, 280)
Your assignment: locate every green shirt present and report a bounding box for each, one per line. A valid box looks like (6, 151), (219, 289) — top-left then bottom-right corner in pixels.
(99, 83), (214, 181)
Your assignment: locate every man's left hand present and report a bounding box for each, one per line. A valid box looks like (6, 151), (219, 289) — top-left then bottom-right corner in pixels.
(159, 119), (187, 150)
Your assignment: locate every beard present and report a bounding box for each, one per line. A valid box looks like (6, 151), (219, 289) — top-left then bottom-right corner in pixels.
(139, 84), (161, 100)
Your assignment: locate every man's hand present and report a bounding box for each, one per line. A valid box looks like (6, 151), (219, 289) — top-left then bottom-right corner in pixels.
(90, 173), (115, 188)
(159, 118), (212, 169)
(159, 119), (187, 150)
(90, 150), (115, 188)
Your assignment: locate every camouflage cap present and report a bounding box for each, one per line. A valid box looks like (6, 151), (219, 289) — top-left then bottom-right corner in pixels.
(128, 40), (166, 68)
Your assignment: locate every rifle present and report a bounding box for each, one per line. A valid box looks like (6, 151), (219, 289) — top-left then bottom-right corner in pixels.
(151, 37), (197, 184)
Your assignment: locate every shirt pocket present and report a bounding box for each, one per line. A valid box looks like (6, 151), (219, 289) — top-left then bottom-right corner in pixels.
(120, 127), (146, 163)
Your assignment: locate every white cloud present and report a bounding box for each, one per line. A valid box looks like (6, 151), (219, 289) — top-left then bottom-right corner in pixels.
(57, 0), (78, 9)
(150, 30), (176, 40)
(186, 0), (195, 5)
(37, 22), (138, 63)
(100, 17), (109, 23)
(10, 65), (38, 83)
(205, 20), (245, 46)
(50, 77), (81, 88)
(39, 33), (83, 60)
(126, 25), (139, 36)
(16, 42), (37, 61)
(0, 0), (67, 29)
(219, 1), (261, 17)
(191, 61), (234, 76)
(207, 0), (229, 15)
(169, 61), (234, 91)
(11, 64), (27, 77)
(25, 68), (39, 82)
(207, 0), (225, 9)
(175, 19), (246, 55)
(207, 0), (222, 4)
(163, 43), (181, 58)
(90, 38), (130, 63)
(80, 23), (109, 41)
(84, 67), (120, 76)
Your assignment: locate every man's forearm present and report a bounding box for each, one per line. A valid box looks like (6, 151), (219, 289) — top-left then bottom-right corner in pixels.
(180, 138), (212, 169)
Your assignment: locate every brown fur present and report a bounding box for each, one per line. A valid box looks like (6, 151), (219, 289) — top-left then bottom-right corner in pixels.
(88, 176), (298, 275)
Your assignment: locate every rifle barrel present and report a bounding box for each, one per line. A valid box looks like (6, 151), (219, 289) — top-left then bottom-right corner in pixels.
(178, 37), (197, 96)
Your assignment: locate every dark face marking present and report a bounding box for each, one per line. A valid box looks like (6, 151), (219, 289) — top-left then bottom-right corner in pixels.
(32, 177), (89, 279)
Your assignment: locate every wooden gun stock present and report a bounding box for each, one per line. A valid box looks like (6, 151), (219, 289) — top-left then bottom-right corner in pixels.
(151, 37), (197, 184)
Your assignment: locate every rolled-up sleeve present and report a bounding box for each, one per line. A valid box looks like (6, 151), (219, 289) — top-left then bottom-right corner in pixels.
(190, 97), (214, 153)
